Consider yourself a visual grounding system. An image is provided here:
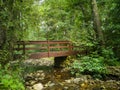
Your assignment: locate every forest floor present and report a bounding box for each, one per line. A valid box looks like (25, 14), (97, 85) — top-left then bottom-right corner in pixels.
(22, 58), (120, 90)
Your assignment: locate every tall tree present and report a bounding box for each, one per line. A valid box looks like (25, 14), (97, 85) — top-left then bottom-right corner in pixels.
(0, 0), (41, 64)
(91, 0), (105, 47)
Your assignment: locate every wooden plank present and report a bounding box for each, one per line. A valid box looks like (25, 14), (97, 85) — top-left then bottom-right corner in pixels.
(24, 41), (48, 45)
(14, 40), (79, 59)
(15, 44), (71, 51)
(47, 41), (70, 44)
(29, 52), (48, 59)
(15, 46), (69, 51)
(16, 41), (47, 45)
(48, 51), (73, 57)
(14, 47), (47, 50)
(29, 51), (77, 59)
(49, 46), (69, 49)
(16, 41), (71, 45)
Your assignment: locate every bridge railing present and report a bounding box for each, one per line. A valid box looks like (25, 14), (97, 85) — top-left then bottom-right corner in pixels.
(14, 41), (76, 58)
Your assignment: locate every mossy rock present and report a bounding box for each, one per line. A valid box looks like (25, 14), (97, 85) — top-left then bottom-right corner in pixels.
(107, 66), (120, 77)
(54, 56), (75, 68)
(61, 56), (75, 67)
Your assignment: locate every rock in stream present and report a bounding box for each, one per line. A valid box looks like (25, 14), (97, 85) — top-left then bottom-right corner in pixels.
(23, 58), (120, 90)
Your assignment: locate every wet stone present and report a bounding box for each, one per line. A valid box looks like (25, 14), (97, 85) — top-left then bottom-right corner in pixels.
(33, 83), (43, 90)
(23, 59), (120, 90)
(73, 78), (81, 84)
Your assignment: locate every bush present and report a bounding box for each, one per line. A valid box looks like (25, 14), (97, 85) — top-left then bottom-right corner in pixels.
(101, 48), (119, 66)
(0, 50), (11, 65)
(0, 64), (25, 90)
(70, 55), (107, 78)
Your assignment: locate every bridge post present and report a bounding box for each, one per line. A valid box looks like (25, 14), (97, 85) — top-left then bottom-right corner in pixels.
(54, 56), (67, 68)
(23, 41), (25, 55)
(47, 40), (50, 57)
(69, 42), (73, 52)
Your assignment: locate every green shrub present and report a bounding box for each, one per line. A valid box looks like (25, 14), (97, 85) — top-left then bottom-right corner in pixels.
(70, 55), (107, 78)
(0, 50), (10, 65)
(0, 64), (25, 90)
(101, 48), (119, 66)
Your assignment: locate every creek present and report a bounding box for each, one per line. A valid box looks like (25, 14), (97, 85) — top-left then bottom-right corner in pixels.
(22, 58), (120, 90)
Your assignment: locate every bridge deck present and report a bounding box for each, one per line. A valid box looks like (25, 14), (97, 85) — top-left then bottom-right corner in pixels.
(14, 41), (78, 59)
(29, 51), (77, 59)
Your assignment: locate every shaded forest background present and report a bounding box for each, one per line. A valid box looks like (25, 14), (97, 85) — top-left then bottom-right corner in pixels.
(0, 0), (120, 89)
(0, 0), (120, 59)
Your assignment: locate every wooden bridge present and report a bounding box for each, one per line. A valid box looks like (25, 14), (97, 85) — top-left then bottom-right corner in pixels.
(14, 41), (79, 59)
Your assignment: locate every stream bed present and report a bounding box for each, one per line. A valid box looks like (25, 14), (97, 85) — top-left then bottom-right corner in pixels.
(22, 59), (120, 90)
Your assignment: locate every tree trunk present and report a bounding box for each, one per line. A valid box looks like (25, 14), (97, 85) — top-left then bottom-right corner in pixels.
(91, 0), (105, 46)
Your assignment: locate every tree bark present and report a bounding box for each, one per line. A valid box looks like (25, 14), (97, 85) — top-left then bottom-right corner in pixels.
(91, 0), (105, 46)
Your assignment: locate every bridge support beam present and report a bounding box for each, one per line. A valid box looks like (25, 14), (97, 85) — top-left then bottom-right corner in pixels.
(54, 56), (67, 68)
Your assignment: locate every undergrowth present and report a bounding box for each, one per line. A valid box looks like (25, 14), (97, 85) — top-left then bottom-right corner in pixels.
(0, 63), (25, 90)
(70, 48), (118, 79)
(0, 49), (25, 90)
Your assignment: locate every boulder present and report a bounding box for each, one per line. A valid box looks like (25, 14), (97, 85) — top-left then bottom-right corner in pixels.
(33, 83), (43, 90)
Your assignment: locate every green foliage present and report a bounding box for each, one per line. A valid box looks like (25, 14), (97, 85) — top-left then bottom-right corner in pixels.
(100, 0), (120, 59)
(0, 50), (10, 65)
(0, 63), (25, 90)
(0, 0), (43, 63)
(40, 0), (92, 41)
(70, 55), (107, 78)
(101, 48), (119, 66)
(70, 48), (119, 78)
(61, 56), (75, 67)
